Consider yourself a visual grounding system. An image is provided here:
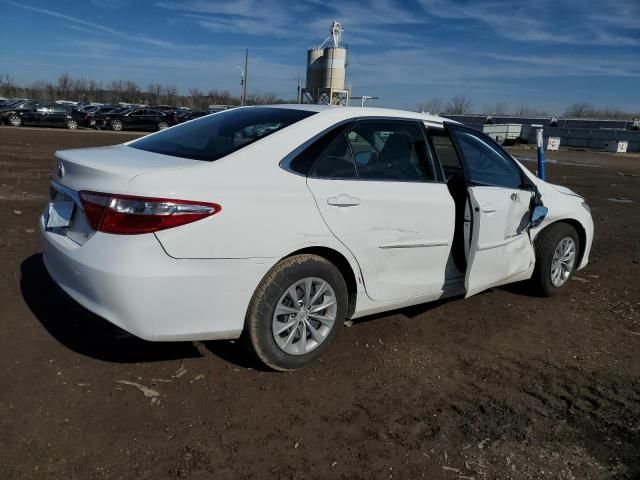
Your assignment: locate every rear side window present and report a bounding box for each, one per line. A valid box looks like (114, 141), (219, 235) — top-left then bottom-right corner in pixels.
(289, 123), (351, 175)
(310, 134), (358, 179)
(130, 108), (316, 161)
(430, 133), (462, 169)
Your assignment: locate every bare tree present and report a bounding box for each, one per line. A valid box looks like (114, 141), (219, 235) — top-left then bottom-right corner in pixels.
(416, 98), (444, 114)
(484, 101), (508, 115)
(56, 73), (73, 99)
(122, 80), (140, 103)
(564, 102), (594, 118)
(146, 83), (162, 104)
(444, 95), (472, 115)
(513, 104), (549, 117)
(163, 85), (178, 105)
(0, 74), (18, 97)
(0, 72), (303, 108)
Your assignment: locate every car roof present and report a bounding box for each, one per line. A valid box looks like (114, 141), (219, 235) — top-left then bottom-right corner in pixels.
(259, 104), (453, 126)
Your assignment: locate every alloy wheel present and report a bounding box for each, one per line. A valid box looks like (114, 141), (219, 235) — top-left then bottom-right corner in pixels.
(272, 277), (338, 355)
(550, 236), (576, 287)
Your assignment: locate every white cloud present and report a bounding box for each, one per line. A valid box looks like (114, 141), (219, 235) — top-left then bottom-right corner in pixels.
(1, 0), (176, 50)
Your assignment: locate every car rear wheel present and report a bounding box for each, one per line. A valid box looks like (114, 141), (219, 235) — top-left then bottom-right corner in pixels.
(157, 121), (169, 130)
(66, 119), (78, 129)
(530, 223), (579, 297)
(8, 115), (22, 127)
(244, 254), (347, 371)
(111, 120), (123, 131)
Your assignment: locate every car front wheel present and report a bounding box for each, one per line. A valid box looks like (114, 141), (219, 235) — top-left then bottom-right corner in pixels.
(244, 254), (348, 371)
(531, 223), (579, 297)
(66, 119), (78, 129)
(157, 121), (169, 130)
(111, 120), (123, 131)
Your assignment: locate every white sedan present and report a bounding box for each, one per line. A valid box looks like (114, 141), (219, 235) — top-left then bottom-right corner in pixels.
(40, 105), (593, 370)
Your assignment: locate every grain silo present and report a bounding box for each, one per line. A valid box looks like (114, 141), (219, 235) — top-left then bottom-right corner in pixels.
(322, 45), (347, 90)
(305, 48), (325, 103)
(301, 21), (350, 106)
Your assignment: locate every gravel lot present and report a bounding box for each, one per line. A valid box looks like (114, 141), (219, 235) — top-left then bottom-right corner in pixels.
(1, 127), (639, 480)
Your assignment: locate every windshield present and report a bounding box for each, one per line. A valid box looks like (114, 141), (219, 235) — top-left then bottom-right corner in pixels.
(129, 107), (316, 161)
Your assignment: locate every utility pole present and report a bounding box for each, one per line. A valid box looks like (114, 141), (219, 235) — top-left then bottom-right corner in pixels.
(242, 48), (248, 106)
(236, 65), (244, 106)
(296, 76), (301, 104)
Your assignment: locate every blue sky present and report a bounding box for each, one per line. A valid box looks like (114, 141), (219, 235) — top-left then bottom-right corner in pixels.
(1, 0), (639, 113)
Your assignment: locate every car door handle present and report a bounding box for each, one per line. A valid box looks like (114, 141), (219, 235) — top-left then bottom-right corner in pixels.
(480, 203), (497, 213)
(510, 192), (520, 201)
(327, 194), (360, 207)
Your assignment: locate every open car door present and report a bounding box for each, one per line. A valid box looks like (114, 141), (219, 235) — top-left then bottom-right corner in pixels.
(465, 186), (535, 297)
(445, 125), (537, 297)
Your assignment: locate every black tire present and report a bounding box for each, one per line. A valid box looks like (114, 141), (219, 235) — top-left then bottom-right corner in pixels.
(530, 223), (580, 297)
(66, 119), (78, 129)
(111, 120), (123, 131)
(244, 254), (348, 371)
(157, 121), (169, 130)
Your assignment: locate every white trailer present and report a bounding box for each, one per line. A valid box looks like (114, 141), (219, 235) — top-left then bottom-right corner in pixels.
(482, 124), (530, 144)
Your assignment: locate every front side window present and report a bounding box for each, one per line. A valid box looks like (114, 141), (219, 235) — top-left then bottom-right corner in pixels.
(450, 128), (523, 188)
(130, 107), (316, 162)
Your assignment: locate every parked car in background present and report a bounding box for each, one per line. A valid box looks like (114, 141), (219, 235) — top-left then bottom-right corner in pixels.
(0, 99), (41, 125)
(92, 108), (174, 131)
(174, 110), (208, 123)
(148, 105), (176, 112)
(40, 105), (593, 370)
(5, 102), (79, 129)
(72, 105), (121, 127)
(0, 98), (29, 109)
(77, 105), (101, 114)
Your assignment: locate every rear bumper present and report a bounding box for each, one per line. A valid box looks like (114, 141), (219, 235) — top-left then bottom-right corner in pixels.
(40, 216), (275, 341)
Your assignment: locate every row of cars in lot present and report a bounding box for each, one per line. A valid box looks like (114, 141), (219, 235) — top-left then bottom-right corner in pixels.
(0, 98), (217, 132)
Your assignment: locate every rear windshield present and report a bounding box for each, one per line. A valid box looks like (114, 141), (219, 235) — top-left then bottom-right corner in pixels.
(129, 107), (317, 161)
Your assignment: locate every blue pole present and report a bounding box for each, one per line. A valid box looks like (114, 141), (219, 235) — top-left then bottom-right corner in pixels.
(536, 127), (546, 180)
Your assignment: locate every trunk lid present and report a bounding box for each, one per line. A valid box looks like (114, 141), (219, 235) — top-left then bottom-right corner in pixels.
(54, 144), (199, 192)
(48, 144), (204, 245)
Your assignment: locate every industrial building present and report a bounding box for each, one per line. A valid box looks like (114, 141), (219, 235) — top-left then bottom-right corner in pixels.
(301, 21), (350, 106)
(444, 114), (640, 152)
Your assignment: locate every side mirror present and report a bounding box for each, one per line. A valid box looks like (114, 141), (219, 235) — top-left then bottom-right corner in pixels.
(531, 206), (548, 228)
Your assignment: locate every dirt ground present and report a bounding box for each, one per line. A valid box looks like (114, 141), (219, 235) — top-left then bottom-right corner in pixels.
(1, 127), (639, 480)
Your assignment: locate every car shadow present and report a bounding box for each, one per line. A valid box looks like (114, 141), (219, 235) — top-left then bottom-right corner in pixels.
(20, 254), (203, 363)
(202, 340), (271, 371)
(499, 280), (541, 297)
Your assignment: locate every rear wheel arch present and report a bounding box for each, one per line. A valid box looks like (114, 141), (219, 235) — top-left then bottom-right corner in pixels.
(283, 246), (359, 318)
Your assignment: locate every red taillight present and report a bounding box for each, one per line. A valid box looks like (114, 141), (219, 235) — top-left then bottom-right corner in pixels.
(79, 191), (221, 235)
